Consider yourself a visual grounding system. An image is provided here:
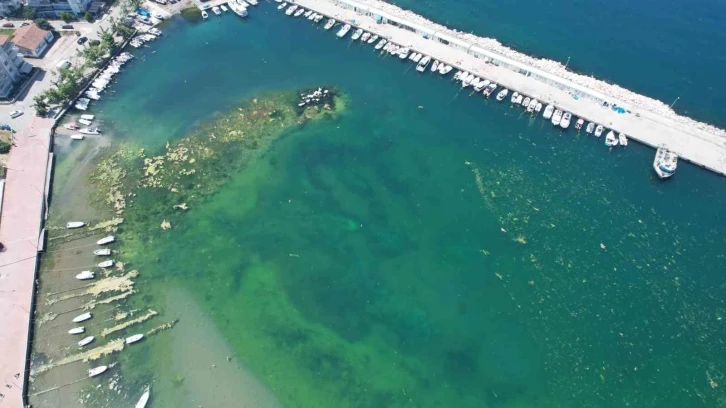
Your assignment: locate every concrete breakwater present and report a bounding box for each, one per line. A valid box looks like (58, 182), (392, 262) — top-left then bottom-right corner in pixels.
(289, 0), (726, 175)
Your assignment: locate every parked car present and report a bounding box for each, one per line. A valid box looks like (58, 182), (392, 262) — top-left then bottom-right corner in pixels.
(2, 23), (14, 28)
(62, 24), (74, 29)
(77, 36), (88, 45)
(9, 110), (23, 119)
(20, 22), (29, 27)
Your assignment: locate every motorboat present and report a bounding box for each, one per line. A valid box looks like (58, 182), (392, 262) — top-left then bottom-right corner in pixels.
(361, 32), (370, 42)
(73, 312), (92, 323)
(510, 92), (519, 104)
(367, 34), (378, 44)
(277, 3), (287, 10)
(387, 45), (399, 55)
(229, 1), (248, 17)
(98, 260), (115, 268)
(74, 98), (90, 110)
(79, 118), (92, 126)
(398, 47), (410, 60)
(543, 104), (554, 119)
(534, 102), (543, 113)
(285, 5), (297, 15)
(307, 12), (316, 21)
(88, 366), (108, 377)
(64, 123), (79, 130)
(526, 99), (537, 113)
(496, 89), (509, 101)
(483, 82), (497, 97)
(551, 109), (563, 126)
(594, 124), (604, 137)
(79, 127), (101, 135)
(374, 38), (387, 50)
(136, 387), (151, 408)
(336, 24), (351, 38)
(473, 79), (487, 93)
(431, 60), (439, 72)
(560, 112), (572, 129)
(126, 334), (144, 344)
(351, 28), (363, 40)
(66, 221), (85, 229)
(383, 43), (391, 52)
(81, 114), (95, 120)
(97, 235), (115, 245)
(201, 10), (208, 19)
(653, 145), (678, 179)
(411, 53), (421, 62)
(605, 131), (618, 146)
(212, 6), (221, 15)
(303, 10), (312, 18)
(586, 122), (595, 134)
(575, 118), (584, 130)
(78, 336), (95, 347)
(220, 4), (228, 12)
(68, 327), (85, 335)
(618, 133), (628, 146)
(416, 56), (431, 72)
(461, 73), (474, 88)
(324, 18), (336, 30)
(522, 97), (531, 108)
(453, 71), (463, 81)
(439, 64), (452, 75)
(94, 248), (112, 256)
(76, 271), (95, 280)
(314, 14), (324, 23)
(293, 8), (305, 17)
(513, 94), (523, 104)
(247, 0), (258, 5)
(408, 52), (417, 61)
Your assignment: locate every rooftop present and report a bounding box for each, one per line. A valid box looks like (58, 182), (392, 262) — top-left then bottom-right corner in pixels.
(12, 24), (49, 51)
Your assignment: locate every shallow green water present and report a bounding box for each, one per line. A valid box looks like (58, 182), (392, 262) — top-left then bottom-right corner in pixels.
(59, 9), (726, 407)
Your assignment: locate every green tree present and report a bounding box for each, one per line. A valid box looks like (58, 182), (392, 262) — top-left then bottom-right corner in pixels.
(129, 0), (142, 10)
(100, 29), (115, 52)
(59, 11), (74, 22)
(22, 6), (36, 19)
(82, 45), (103, 67)
(34, 18), (51, 30)
(84, 12), (93, 22)
(33, 95), (49, 116)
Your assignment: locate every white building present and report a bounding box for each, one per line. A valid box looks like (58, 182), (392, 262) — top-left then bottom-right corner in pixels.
(0, 35), (33, 98)
(25, 0), (93, 17)
(0, 0), (22, 16)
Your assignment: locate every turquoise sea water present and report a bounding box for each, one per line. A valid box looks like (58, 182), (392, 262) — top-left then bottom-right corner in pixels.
(47, 6), (726, 408)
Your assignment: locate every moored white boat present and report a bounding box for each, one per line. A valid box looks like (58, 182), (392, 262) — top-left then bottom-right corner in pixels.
(229, 1), (248, 17)
(80, 114), (94, 120)
(416, 55), (430, 72)
(336, 24), (351, 38)
(367, 34), (378, 44)
(88, 365), (107, 377)
(79, 127), (101, 135)
(98, 260), (114, 268)
(78, 336), (94, 347)
(513, 94), (523, 104)
(653, 145), (678, 179)
(277, 2), (286, 10)
(575, 118), (584, 130)
(94, 248), (112, 256)
(201, 10), (208, 19)
(438, 64), (452, 75)
(586, 122), (595, 134)
(431, 60), (439, 72)
(594, 124), (604, 137)
(618, 133), (628, 146)
(97, 235), (115, 245)
(408, 51), (417, 61)
(76, 271), (95, 280)
(521, 96), (531, 107)
(510, 92), (519, 104)
(534, 102), (543, 113)
(543, 104), (554, 119)
(483, 82), (497, 97)
(324, 18), (335, 30)
(361, 32), (370, 42)
(136, 387), (151, 408)
(551, 109), (563, 126)
(473, 79), (487, 93)
(527, 99), (538, 112)
(73, 312), (92, 323)
(66, 221), (85, 229)
(496, 88), (508, 101)
(398, 47), (410, 59)
(220, 4), (228, 12)
(293, 8), (305, 17)
(560, 112), (572, 129)
(285, 5), (297, 15)
(212, 6), (221, 15)
(68, 327), (85, 335)
(374, 38), (387, 50)
(412, 53), (422, 63)
(126, 334), (144, 344)
(461, 73), (474, 88)
(71, 134), (84, 140)
(351, 28), (363, 40)
(64, 123), (79, 130)
(303, 10), (312, 18)
(79, 118), (92, 126)
(605, 131), (618, 146)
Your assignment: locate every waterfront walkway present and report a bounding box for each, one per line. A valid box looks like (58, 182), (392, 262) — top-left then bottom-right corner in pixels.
(295, 0), (726, 175)
(0, 117), (53, 408)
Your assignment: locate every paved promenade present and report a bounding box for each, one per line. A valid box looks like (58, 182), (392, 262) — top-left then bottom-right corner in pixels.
(0, 117), (53, 408)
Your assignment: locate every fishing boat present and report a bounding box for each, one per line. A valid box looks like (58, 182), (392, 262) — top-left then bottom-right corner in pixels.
(618, 133), (628, 146)
(76, 271), (95, 280)
(201, 10), (208, 19)
(285, 5), (297, 15)
(653, 145), (678, 179)
(521, 97), (531, 108)
(534, 102), (543, 113)
(97, 235), (115, 245)
(594, 125), (604, 137)
(483, 83), (497, 97)
(351, 28), (363, 40)
(81, 114), (95, 120)
(68, 327), (85, 335)
(293, 8), (305, 17)
(575, 118), (584, 130)
(73, 312), (92, 323)
(220, 4), (228, 12)
(416, 56), (430, 72)
(78, 336), (95, 347)
(324, 18), (336, 30)
(560, 112), (572, 129)
(79, 127), (101, 135)
(71, 134), (84, 140)
(551, 109), (563, 126)
(586, 122), (595, 134)
(336, 24), (351, 38)
(212, 6), (221, 15)
(136, 387), (151, 408)
(126, 334), (144, 344)
(94, 248), (112, 256)
(510, 92), (519, 104)
(543, 104), (554, 119)
(527, 99), (538, 113)
(367, 34), (378, 44)
(496, 89), (509, 101)
(78, 118), (92, 126)
(66, 221), (85, 229)
(63, 123), (79, 130)
(277, 3), (286, 10)
(98, 260), (115, 268)
(605, 131), (618, 146)
(303, 10), (312, 18)
(88, 366), (108, 377)
(431, 60), (439, 72)
(398, 47), (410, 59)
(361, 32), (370, 42)
(439, 64), (452, 75)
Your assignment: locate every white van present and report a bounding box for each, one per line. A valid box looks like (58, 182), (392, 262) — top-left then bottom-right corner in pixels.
(55, 60), (72, 71)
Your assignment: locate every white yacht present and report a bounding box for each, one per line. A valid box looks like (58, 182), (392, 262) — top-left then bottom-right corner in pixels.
(81, 114), (94, 120)
(212, 6), (221, 15)
(653, 145), (678, 179)
(375, 39), (388, 50)
(73, 312), (92, 323)
(66, 221), (85, 229)
(461, 73), (474, 88)
(585, 122), (595, 134)
(126, 334), (144, 344)
(229, 1), (248, 17)
(78, 336), (95, 347)
(527, 99), (538, 112)
(496, 89), (509, 101)
(618, 133), (628, 146)
(76, 271), (95, 280)
(594, 125), (604, 137)
(560, 112), (572, 129)
(68, 327), (85, 335)
(361, 32), (370, 42)
(431, 60), (439, 72)
(89, 366), (108, 377)
(293, 8), (305, 17)
(542, 104), (554, 119)
(97, 235), (115, 245)
(351, 28), (363, 40)
(510, 92), (519, 104)
(303, 10), (312, 18)
(483, 82), (497, 97)
(136, 387), (151, 408)
(473, 79), (487, 93)
(98, 260), (115, 268)
(470, 77), (481, 89)
(439, 64), (452, 75)
(398, 47), (410, 59)
(605, 131), (618, 146)
(285, 5), (297, 15)
(277, 3), (287, 10)
(534, 102), (543, 113)
(336, 24), (351, 38)
(551, 109), (563, 126)
(201, 9), (209, 18)
(94, 248), (112, 256)
(367, 34), (379, 44)
(521, 96), (530, 107)
(416, 56), (431, 72)
(324, 18), (336, 30)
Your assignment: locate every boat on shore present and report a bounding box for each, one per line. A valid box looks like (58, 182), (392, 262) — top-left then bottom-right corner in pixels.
(551, 109), (563, 126)
(653, 145), (678, 179)
(79, 127), (101, 135)
(543, 104), (554, 119)
(594, 125), (604, 137)
(560, 112), (572, 129)
(76, 271), (95, 280)
(416, 56), (431, 72)
(98, 260), (115, 268)
(351, 28), (363, 40)
(97, 235), (115, 245)
(78, 336), (95, 347)
(136, 387), (151, 408)
(496, 88), (508, 101)
(94, 248), (112, 256)
(68, 327), (85, 335)
(88, 366), (107, 377)
(586, 122), (595, 134)
(126, 334), (144, 344)
(73, 312), (92, 323)
(618, 133), (628, 146)
(66, 221), (85, 229)
(605, 131), (618, 146)
(575, 118), (584, 130)
(324, 18), (335, 30)
(336, 24), (351, 38)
